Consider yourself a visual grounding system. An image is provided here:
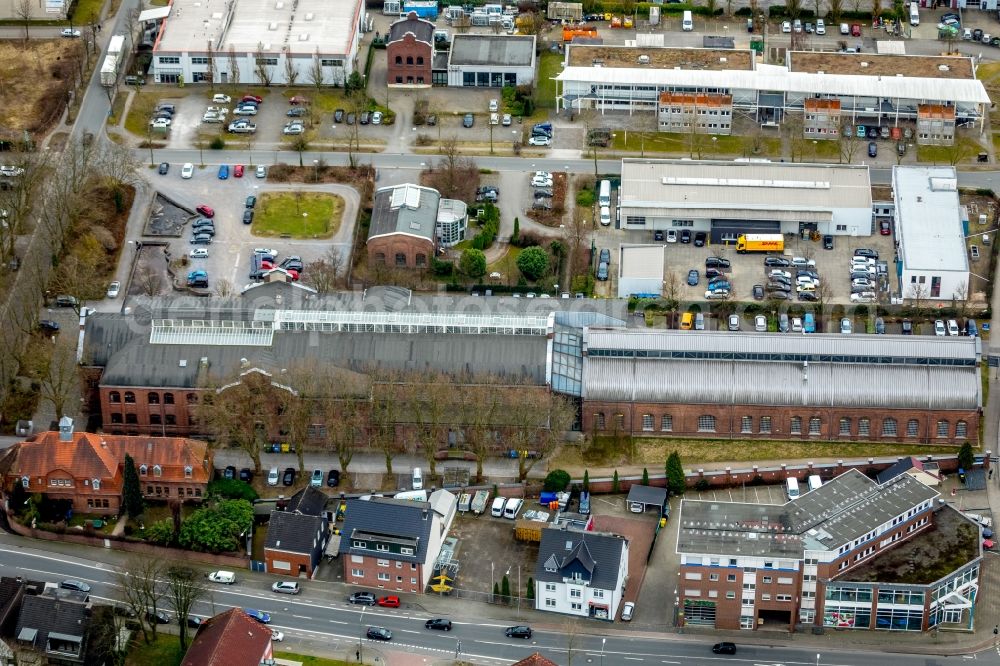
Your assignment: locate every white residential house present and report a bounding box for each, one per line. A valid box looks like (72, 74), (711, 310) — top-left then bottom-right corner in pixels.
(534, 527), (629, 621)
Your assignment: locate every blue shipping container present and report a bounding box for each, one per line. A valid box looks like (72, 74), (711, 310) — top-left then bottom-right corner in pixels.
(403, 0), (439, 18)
(539, 492), (558, 505)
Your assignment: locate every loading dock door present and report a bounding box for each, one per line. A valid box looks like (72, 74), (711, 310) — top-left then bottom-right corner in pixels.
(710, 219), (780, 245)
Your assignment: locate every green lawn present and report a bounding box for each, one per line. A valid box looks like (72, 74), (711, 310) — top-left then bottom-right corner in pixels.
(916, 136), (984, 165)
(808, 139), (843, 161)
(275, 653), (355, 666)
(71, 0), (104, 24)
(535, 51), (561, 109)
(124, 91), (160, 137)
(125, 634), (183, 666)
(610, 131), (781, 158)
(252, 192), (343, 239)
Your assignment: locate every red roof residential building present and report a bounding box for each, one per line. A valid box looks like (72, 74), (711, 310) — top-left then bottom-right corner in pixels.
(512, 654), (559, 666)
(1, 417), (212, 515)
(181, 608), (273, 666)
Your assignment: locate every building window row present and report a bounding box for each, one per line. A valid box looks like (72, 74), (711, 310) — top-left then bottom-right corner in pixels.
(393, 56), (426, 66)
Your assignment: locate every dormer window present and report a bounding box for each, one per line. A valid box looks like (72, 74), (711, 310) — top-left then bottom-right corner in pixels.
(20, 476), (28, 488)
(139, 465), (147, 476)
(545, 564), (557, 573)
(93, 479), (101, 490)
(184, 466), (192, 478)
(153, 465), (162, 478)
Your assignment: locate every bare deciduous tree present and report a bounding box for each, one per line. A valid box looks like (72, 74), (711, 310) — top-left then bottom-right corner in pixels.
(907, 281), (928, 310)
(166, 565), (206, 650)
(136, 265), (164, 297)
(197, 372), (286, 473)
(37, 344), (79, 420)
(115, 556), (167, 644)
(283, 55), (299, 86)
(227, 46), (241, 93)
(307, 50), (325, 90)
(14, 0), (31, 44)
(302, 247), (344, 293)
(425, 137), (479, 202)
(254, 43), (274, 86)
(214, 278), (233, 298)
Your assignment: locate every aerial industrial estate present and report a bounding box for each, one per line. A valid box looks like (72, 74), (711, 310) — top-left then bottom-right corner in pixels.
(0, 0), (998, 664)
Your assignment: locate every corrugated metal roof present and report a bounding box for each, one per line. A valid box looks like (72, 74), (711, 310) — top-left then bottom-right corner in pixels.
(584, 357), (978, 409)
(619, 159), (872, 212)
(584, 328), (979, 362)
(893, 166), (970, 273)
(556, 64), (992, 104)
(620, 245), (664, 279)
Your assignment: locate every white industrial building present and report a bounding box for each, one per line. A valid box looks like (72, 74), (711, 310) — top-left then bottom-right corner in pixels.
(446, 34), (536, 87)
(618, 159), (874, 243)
(149, 0), (363, 85)
(893, 166), (970, 302)
(617, 245), (664, 298)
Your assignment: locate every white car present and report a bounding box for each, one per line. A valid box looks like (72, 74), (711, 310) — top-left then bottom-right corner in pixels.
(233, 106), (257, 116)
(202, 114), (224, 124)
(283, 123), (304, 135)
(0, 165), (23, 177)
(60, 28), (81, 37)
(490, 113), (499, 125)
(782, 21), (791, 33)
(212, 94), (231, 104)
(271, 630), (284, 642)
(850, 292), (876, 303)
(840, 22), (850, 34)
(754, 315), (767, 332)
(769, 270), (791, 280)
(621, 602), (635, 621)
(790, 257), (815, 268)
(189, 248), (209, 259)
(205, 106), (228, 116)
(666, 230), (677, 243)
(528, 135), (551, 146)
(841, 318), (852, 334)
(254, 247), (278, 257)
(934, 319), (946, 336)
(533, 171), (552, 179)
(371, 111), (383, 125)
(705, 289), (730, 299)
(531, 177), (553, 187)
(489, 98), (499, 112)
(502, 113), (511, 126)
(181, 163), (194, 179)
(106, 281), (120, 298)
(795, 275), (818, 285)
(947, 319), (960, 336)
(816, 19), (826, 34)
(256, 165), (266, 178)
(150, 118), (171, 128)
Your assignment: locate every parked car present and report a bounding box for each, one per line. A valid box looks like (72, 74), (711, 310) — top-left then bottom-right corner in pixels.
(60, 580), (91, 593)
(371, 111), (383, 125)
(764, 256), (790, 267)
(245, 609), (271, 624)
(195, 205), (215, 218)
(694, 231), (706, 247)
(505, 626), (532, 639)
(327, 469), (341, 487)
(377, 596), (400, 608)
(934, 319), (947, 336)
(239, 468), (253, 482)
(666, 230), (677, 243)
(425, 618), (452, 631)
(349, 592), (377, 605)
(61, 28), (81, 37)
(705, 256), (730, 269)
(901, 318), (912, 335)
(334, 109), (344, 122)
(680, 230), (692, 243)
(346, 112), (356, 125)
(158, 162), (170, 175)
(528, 135), (551, 146)
(189, 248), (209, 259)
(146, 610), (170, 624)
(272, 581), (301, 595)
(868, 141), (878, 158)
(754, 315), (767, 331)
(880, 220), (891, 235)
(728, 314), (740, 331)
(256, 165), (267, 178)
(282, 467), (296, 485)
(187, 616), (205, 629)
(39, 320), (60, 334)
(687, 269), (699, 286)
(854, 248), (879, 259)
(752, 284), (764, 300)
(218, 164), (229, 179)
(360, 111), (371, 124)
(621, 601), (635, 621)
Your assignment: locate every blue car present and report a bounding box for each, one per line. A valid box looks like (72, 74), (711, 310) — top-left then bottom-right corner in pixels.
(218, 164), (229, 179)
(686, 269), (699, 286)
(245, 609), (270, 624)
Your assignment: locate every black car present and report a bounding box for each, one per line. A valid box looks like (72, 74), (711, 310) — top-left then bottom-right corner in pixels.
(223, 466), (236, 480)
(246, 195), (257, 209)
(752, 284), (764, 300)
(854, 248), (879, 259)
(39, 320), (60, 334)
(797, 291), (818, 302)
(653, 230), (664, 241)
(334, 108), (345, 122)
(764, 256), (790, 267)
(55, 295), (78, 308)
(769, 290), (791, 300)
(346, 112), (356, 125)
(823, 234), (833, 250)
(867, 141), (878, 158)
(239, 468), (253, 482)
(146, 610), (170, 625)
(282, 467), (296, 486)
(686, 269), (699, 286)
(187, 616), (204, 629)
(901, 318), (913, 335)
(797, 270), (819, 280)
(534, 189), (553, 199)
(712, 642), (737, 655)
(705, 256), (730, 269)
(243, 210), (254, 225)
(327, 469), (340, 487)
(693, 231), (706, 247)
(426, 114), (437, 126)
(287, 106), (307, 117)
(158, 162), (169, 175)
(505, 625), (532, 639)
(360, 111), (371, 125)
(349, 592), (377, 605)
(463, 113), (474, 128)
(705, 268), (723, 281)
(367, 627), (392, 641)
(425, 618), (452, 631)
(282, 261), (303, 273)
(765, 281), (790, 292)
(679, 229), (692, 244)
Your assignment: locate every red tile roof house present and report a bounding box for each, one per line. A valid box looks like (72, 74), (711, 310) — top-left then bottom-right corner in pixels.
(1, 417), (213, 516)
(181, 608), (273, 666)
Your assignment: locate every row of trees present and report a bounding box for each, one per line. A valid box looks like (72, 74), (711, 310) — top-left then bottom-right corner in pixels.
(196, 367), (576, 482)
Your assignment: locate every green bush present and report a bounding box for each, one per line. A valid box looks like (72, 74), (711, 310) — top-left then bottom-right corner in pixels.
(460, 248), (487, 278)
(576, 187), (596, 207)
(208, 478), (259, 502)
(517, 246), (549, 281)
(431, 258), (454, 276)
(209, 136), (226, 150)
(543, 469), (571, 492)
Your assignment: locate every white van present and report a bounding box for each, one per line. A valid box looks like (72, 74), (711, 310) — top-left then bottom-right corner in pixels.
(909, 2), (919, 26)
(267, 467), (279, 486)
(682, 10), (693, 31)
(807, 475), (823, 492)
(491, 496), (506, 517)
(412, 467), (423, 490)
(598, 180), (611, 207)
(503, 497), (523, 519)
(786, 477), (801, 500)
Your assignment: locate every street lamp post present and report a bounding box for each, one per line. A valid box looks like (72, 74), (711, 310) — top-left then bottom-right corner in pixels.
(313, 159), (319, 183)
(491, 561), (494, 603)
(358, 605), (366, 663)
(601, 637), (606, 666)
(816, 654), (820, 666)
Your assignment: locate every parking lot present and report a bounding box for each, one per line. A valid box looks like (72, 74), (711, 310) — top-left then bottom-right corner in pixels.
(446, 508), (540, 598)
(143, 167), (359, 293)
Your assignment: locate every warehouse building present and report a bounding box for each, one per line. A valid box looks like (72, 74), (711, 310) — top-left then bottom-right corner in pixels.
(446, 34), (536, 87)
(557, 46), (990, 136)
(616, 245), (664, 298)
(676, 469), (982, 632)
(150, 0), (363, 85)
(893, 166), (970, 302)
(618, 159), (874, 242)
(581, 328), (981, 444)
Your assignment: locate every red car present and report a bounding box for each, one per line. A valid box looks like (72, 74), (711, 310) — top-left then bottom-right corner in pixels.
(234, 164), (244, 178)
(850, 23), (861, 36)
(285, 268), (299, 281)
(242, 94), (263, 104)
(377, 596), (400, 608)
(261, 259), (274, 270)
(195, 205), (215, 218)
(879, 220), (891, 235)
(289, 95), (309, 105)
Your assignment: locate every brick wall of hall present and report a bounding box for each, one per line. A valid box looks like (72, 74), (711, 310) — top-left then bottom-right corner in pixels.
(581, 400), (980, 445)
(367, 235), (435, 270)
(387, 33), (432, 86)
(343, 555), (425, 594)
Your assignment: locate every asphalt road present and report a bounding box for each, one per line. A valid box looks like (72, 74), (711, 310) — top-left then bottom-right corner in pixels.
(0, 530), (993, 666)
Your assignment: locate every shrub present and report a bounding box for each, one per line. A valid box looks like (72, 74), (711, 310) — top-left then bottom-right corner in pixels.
(431, 258), (454, 276)
(517, 246), (549, 281)
(543, 469), (571, 492)
(576, 187), (596, 207)
(460, 248), (487, 278)
(209, 136), (226, 150)
(208, 478), (259, 502)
